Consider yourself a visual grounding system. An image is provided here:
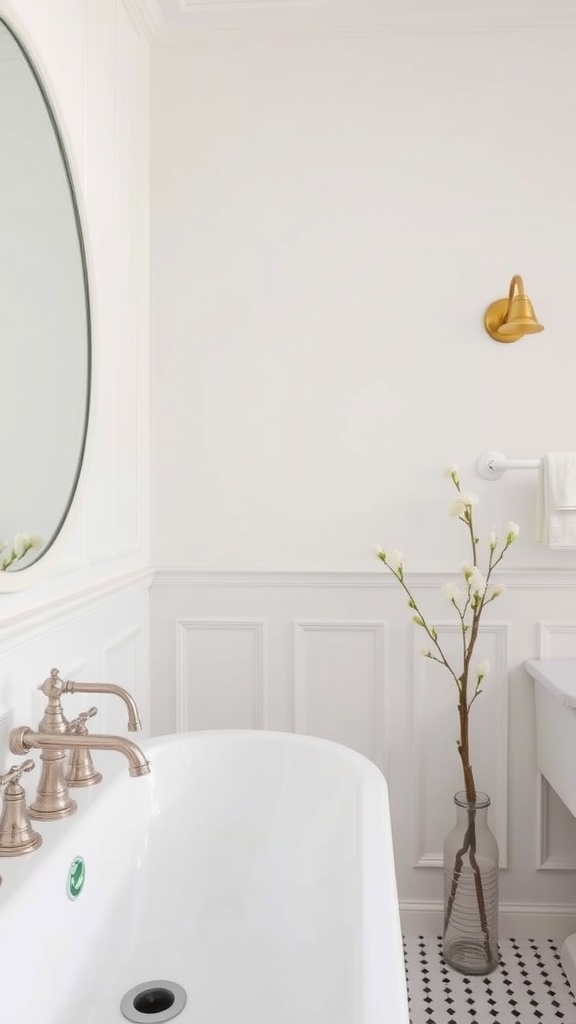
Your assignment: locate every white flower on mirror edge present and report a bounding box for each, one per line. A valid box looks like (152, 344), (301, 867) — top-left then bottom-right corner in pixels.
(12, 533), (42, 557)
(0, 533), (43, 571)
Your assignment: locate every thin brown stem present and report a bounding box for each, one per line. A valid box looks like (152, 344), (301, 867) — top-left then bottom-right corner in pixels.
(444, 808), (492, 964)
(385, 569), (460, 688)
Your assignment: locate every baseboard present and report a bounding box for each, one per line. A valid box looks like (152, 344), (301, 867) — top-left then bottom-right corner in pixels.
(400, 900), (576, 941)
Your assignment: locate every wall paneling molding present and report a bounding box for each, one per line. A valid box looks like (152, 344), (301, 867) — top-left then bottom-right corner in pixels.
(150, 568), (576, 933)
(293, 619), (387, 770)
(154, 567), (576, 590)
(175, 618), (268, 732)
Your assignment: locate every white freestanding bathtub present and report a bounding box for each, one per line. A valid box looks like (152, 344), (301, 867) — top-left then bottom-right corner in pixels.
(0, 730), (409, 1024)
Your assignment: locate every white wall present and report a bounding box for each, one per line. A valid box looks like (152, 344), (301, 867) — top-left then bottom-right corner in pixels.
(150, 18), (576, 934)
(0, 0), (151, 751)
(151, 26), (576, 572)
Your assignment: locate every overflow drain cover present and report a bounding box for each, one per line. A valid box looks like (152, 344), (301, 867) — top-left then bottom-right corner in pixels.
(120, 980), (187, 1022)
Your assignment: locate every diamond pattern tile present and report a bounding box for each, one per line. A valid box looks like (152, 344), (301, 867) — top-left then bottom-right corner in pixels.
(404, 936), (576, 1024)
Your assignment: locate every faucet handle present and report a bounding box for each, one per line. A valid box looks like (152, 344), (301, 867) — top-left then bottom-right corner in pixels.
(66, 707), (98, 733)
(39, 668), (65, 698)
(0, 758), (42, 857)
(0, 759), (36, 788)
(65, 708), (102, 788)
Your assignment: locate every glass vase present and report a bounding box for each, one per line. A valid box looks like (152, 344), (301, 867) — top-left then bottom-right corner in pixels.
(443, 790), (499, 975)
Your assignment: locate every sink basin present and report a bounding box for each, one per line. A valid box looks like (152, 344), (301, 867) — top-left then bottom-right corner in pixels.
(0, 729), (409, 1023)
(525, 659), (576, 998)
(525, 659), (576, 818)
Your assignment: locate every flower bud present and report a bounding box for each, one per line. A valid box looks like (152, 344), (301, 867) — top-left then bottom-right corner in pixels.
(469, 567), (486, 596)
(505, 521), (520, 543)
(387, 549), (403, 573)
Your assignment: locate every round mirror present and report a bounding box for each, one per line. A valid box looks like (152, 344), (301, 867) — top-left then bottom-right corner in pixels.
(0, 17), (91, 583)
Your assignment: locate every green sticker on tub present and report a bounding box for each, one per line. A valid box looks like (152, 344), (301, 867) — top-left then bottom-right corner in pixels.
(66, 856), (85, 900)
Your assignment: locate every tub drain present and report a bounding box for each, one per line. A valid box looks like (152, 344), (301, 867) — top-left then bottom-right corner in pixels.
(121, 980), (187, 1022)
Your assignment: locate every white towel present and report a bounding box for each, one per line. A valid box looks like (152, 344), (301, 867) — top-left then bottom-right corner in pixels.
(536, 452), (576, 548)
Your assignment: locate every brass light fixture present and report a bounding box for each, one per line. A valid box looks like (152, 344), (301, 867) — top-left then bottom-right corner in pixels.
(484, 274), (544, 343)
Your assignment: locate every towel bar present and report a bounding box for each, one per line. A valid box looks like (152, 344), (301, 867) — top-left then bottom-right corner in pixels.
(476, 451), (540, 480)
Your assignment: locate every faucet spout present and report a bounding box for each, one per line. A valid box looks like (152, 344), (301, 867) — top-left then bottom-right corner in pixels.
(61, 680), (142, 732)
(10, 728), (151, 778)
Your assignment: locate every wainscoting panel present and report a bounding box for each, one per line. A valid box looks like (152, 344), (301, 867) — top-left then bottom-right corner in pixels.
(537, 778), (576, 872)
(176, 619), (267, 732)
(539, 622), (576, 658)
(293, 620), (387, 768)
(150, 569), (576, 935)
(101, 627), (144, 734)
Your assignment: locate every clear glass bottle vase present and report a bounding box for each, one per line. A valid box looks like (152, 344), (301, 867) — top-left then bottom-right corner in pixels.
(443, 790), (499, 975)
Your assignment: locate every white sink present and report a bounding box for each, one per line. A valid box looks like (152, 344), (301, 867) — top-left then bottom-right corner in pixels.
(525, 659), (576, 819)
(0, 729), (409, 1024)
(525, 659), (576, 998)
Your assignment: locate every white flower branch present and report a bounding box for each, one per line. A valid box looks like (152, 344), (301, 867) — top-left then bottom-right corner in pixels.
(376, 464), (518, 802)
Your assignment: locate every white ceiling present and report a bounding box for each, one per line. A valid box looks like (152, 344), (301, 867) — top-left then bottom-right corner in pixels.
(135, 0), (576, 43)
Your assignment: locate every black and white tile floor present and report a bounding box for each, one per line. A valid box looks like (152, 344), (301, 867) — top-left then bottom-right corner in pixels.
(404, 936), (576, 1024)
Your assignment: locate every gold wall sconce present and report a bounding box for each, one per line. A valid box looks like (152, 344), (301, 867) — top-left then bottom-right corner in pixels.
(484, 274), (544, 343)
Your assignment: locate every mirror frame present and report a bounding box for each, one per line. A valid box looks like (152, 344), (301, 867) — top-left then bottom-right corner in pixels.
(0, 11), (92, 592)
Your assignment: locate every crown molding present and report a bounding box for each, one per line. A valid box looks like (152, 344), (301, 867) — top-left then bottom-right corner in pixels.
(121, 0), (164, 42)
(142, 0), (576, 45)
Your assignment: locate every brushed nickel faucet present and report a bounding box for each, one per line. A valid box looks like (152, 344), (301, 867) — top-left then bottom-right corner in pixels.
(28, 670), (77, 820)
(40, 668), (142, 733)
(60, 676), (142, 732)
(9, 728), (150, 781)
(0, 759), (43, 860)
(14, 669), (148, 821)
